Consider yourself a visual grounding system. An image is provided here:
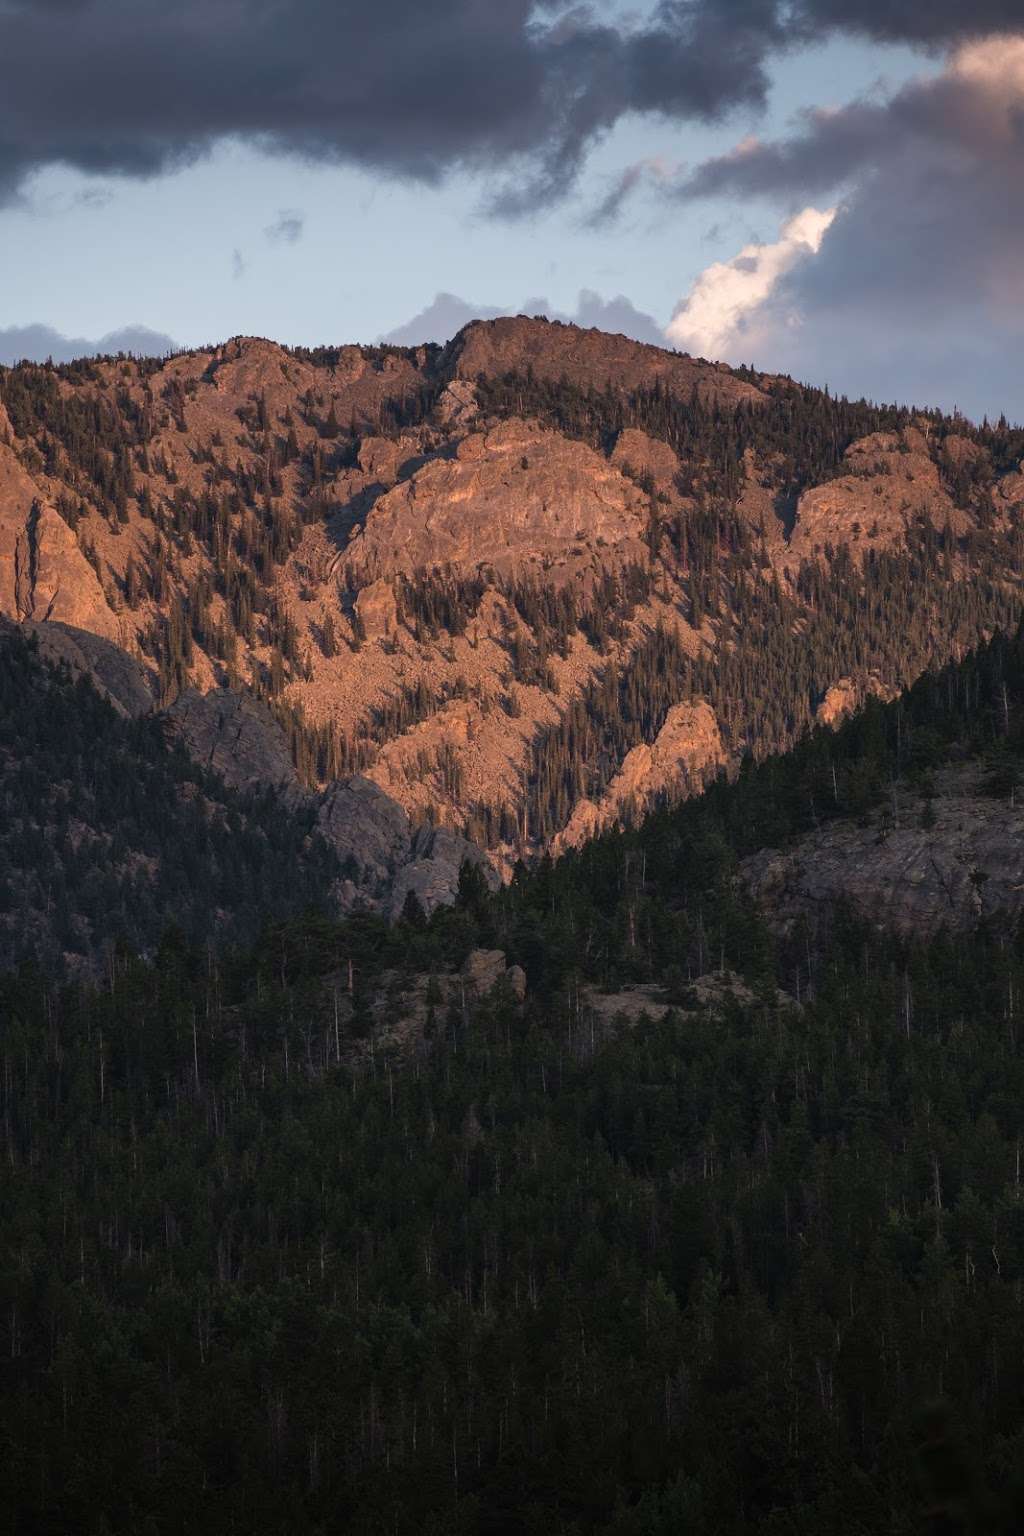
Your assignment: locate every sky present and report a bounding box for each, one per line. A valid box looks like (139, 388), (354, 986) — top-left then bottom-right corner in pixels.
(1, 2), (1022, 422)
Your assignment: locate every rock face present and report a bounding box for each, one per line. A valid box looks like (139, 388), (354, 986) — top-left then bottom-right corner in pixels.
(787, 427), (972, 569)
(164, 691), (498, 916)
(450, 316), (765, 406)
(610, 428), (682, 488)
(318, 777), (499, 917)
(166, 688), (301, 795)
(353, 579), (399, 641)
(436, 379), (478, 428)
(735, 448), (789, 555)
(741, 765), (1024, 934)
(3, 315), (1024, 915)
(0, 440), (45, 619)
(389, 825), (501, 921)
(556, 700), (725, 851)
(816, 674), (896, 728)
(609, 700), (724, 812)
(345, 420), (648, 581)
(319, 776), (413, 888)
(9, 494), (121, 641)
(15, 507), (84, 627)
(28, 621), (154, 717)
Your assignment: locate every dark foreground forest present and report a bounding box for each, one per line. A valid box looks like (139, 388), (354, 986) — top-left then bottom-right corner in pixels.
(6, 629), (1024, 1532)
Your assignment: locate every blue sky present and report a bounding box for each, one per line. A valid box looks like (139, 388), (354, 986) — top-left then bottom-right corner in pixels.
(2, 4), (1021, 420)
(3, 36), (919, 346)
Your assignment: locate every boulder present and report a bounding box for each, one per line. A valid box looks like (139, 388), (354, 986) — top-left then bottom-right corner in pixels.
(462, 949), (508, 996)
(166, 688), (301, 796)
(319, 776), (412, 886)
(507, 964), (527, 1001)
(388, 824), (499, 920)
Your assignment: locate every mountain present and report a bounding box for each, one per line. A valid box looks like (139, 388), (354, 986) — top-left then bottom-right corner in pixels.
(0, 620), (342, 973)
(5, 625), (1024, 1533)
(2, 316), (1024, 934)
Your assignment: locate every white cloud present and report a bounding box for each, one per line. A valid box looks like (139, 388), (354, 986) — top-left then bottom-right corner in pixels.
(665, 206), (836, 360)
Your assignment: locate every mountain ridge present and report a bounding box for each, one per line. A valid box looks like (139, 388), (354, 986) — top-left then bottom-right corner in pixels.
(2, 315), (1023, 919)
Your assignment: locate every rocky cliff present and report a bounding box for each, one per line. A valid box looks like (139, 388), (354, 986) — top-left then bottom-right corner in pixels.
(742, 762), (1024, 937)
(2, 316), (1023, 917)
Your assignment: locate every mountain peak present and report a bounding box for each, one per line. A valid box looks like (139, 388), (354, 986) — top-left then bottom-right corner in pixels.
(447, 312), (765, 405)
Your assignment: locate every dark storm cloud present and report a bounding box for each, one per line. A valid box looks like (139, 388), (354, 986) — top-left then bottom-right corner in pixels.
(679, 106), (896, 202)
(0, 1), (776, 209)
(675, 35), (1024, 312)
(3, 2), (1023, 213)
(584, 158), (686, 228)
(790, 1), (1024, 46)
(662, 31), (1024, 421)
(679, 40), (1024, 205)
(0, 321), (178, 365)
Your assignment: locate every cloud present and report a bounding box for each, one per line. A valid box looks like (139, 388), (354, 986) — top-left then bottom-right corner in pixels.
(382, 293), (506, 347)
(381, 287), (664, 348)
(585, 155), (684, 227)
(789, 2), (1024, 47)
(0, 322), (178, 366)
(4, 2), (1022, 214)
(665, 206), (836, 357)
(570, 289), (666, 346)
(232, 248), (246, 281)
(664, 31), (1024, 419)
(0, 1), (772, 213)
(677, 35), (1024, 206)
(265, 208), (304, 244)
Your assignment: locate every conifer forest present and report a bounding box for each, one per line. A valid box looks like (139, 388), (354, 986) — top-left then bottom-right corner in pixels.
(4, 622), (1024, 1533)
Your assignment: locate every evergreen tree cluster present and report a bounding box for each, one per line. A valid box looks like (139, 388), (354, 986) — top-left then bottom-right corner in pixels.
(526, 509), (1024, 841)
(1, 365), (146, 525)
(0, 628), (341, 973)
(474, 369), (1024, 512)
(5, 628), (1024, 1530)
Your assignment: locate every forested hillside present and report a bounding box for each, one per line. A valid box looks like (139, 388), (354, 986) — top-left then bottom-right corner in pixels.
(3, 317), (1024, 912)
(0, 624), (340, 972)
(5, 626), (1024, 1533)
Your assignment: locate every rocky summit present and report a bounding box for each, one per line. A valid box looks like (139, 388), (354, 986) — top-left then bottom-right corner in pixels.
(3, 316), (1024, 936)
